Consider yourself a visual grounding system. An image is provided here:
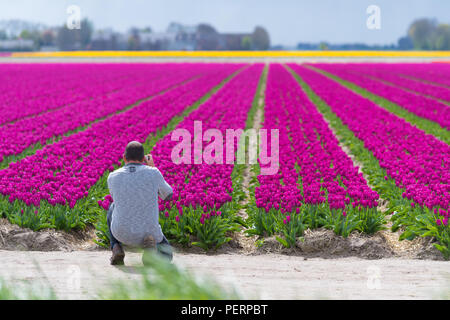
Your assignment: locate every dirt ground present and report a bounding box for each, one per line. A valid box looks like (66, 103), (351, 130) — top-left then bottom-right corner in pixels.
(0, 250), (448, 300)
(1, 219), (448, 300)
(1, 199), (448, 300)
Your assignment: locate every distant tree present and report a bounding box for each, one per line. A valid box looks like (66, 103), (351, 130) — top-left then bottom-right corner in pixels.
(196, 23), (219, 50)
(56, 25), (78, 50)
(434, 24), (450, 50)
(40, 30), (55, 46)
(223, 34), (242, 50)
(251, 26), (270, 50)
(407, 18), (450, 50)
(18, 29), (41, 49)
(397, 36), (414, 50)
(297, 43), (318, 50)
(79, 18), (94, 49)
(319, 42), (329, 50)
(127, 27), (141, 50)
(408, 18), (437, 49)
(241, 36), (252, 50)
(19, 30), (32, 39)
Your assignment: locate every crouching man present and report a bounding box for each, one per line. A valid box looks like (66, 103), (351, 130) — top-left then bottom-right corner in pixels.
(106, 141), (173, 265)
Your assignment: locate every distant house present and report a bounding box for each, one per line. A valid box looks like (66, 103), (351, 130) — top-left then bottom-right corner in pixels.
(40, 45), (59, 52)
(167, 23), (197, 50)
(142, 31), (176, 50)
(91, 28), (128, 50)
(0, 19), (46, 38)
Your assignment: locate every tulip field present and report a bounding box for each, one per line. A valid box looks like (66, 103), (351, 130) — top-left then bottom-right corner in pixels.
(0, 62), (448, 258)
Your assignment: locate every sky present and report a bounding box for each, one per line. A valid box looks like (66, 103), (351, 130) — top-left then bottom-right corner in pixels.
(0, 0), (449, 46)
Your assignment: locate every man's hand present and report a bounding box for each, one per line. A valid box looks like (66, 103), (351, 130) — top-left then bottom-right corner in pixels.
(144, 154), (155, 167)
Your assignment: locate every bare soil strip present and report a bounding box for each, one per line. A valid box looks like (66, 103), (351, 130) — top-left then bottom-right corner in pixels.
(0, 250), (448, 300)
(232, 64), (267, 253)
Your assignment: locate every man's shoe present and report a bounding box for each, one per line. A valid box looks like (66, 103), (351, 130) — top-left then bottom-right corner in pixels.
(143, 235), (156, 249)
(110, 243), (125, 265)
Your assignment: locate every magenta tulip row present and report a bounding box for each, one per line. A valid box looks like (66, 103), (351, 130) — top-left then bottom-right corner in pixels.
(290, 64), (449, 211)
(383, 63), (450, 88)
(312, 63), (450, 130)
(0, 64), (209, 163)
(152, 64), (264, 217)
(0, 63), (179, 125)
(320, 63), (450, 103)
(0, 64), (242, 208)
(0, 64), (98, 106)
(255, 64), (379, 214)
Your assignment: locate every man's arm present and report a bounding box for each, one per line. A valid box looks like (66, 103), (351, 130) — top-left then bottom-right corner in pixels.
(144, 153), (173, 201)
(156, 169), (173, 201)
(107, 175), (114, 200)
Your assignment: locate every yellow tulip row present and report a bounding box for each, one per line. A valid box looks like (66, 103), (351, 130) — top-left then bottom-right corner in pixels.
(11, 50), (450, 58)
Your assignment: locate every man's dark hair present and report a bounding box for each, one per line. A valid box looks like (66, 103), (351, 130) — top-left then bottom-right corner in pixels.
(124, 141), (145, 162)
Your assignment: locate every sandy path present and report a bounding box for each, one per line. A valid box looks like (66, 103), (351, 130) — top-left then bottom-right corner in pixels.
(0, 250), (448, 300)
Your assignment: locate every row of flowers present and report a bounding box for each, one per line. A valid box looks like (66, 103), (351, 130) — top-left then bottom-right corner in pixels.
(0, 63), (148, 125)
(148, 64), (264, 249)
(289, 63), (449, 258)
(324, 63), (450, 103)
(0, 64), (210, 163)
(292, 64), (449, 211)
(248, 64), (382, 246)
(382, 62), (450, 88)
(0, 64), (241, 213)
(312, 63), (450, 130)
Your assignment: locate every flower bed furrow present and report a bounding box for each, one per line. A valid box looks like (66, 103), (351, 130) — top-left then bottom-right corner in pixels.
(0, 64), (206, 165)
(247, 64), (382, 247)
(289, 63), (450, 259)
(311, 63), (450, 130)
(0, 64), (242, 230)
